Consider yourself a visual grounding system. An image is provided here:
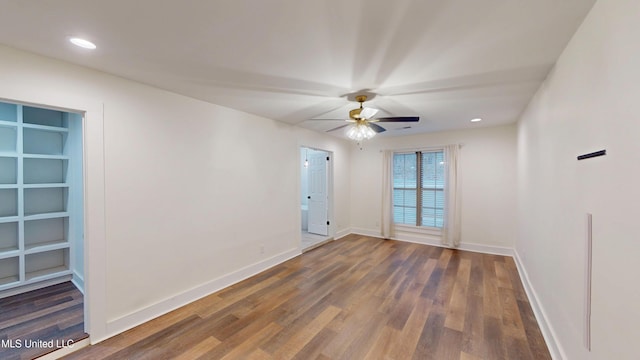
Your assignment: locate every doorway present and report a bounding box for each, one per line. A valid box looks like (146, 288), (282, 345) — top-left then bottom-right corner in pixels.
(300, 147), (332, 251)
(0, 100), (87, 359)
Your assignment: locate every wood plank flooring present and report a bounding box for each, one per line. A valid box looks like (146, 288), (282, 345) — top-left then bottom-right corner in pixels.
(63, 235), (551, 359)
(0, 281), (88, 360)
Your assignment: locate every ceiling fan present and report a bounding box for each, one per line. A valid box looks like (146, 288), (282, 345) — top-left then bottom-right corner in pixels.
(325, 95), (419, 141)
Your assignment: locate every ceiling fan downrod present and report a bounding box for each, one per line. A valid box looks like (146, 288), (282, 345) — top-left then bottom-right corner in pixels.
(349, 95), (368, 120)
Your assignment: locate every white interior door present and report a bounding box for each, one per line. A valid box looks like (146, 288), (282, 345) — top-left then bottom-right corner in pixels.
(307, 152), (328, 235)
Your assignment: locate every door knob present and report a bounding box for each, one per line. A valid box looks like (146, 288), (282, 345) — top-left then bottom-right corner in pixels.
(307, 196), (311, 199)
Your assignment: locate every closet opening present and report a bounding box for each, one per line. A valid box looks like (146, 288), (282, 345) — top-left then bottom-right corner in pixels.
(0, 100), (88, 359)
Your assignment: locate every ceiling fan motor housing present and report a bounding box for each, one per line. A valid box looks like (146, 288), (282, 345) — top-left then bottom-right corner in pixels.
(349, 108), (362, 119)
(349, 95), (368, 119)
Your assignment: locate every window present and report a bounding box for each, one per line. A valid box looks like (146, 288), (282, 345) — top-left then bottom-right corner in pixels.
(393, 151), (444, 228)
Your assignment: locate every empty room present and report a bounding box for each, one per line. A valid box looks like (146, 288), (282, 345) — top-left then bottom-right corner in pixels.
(0, 0), (638, 359)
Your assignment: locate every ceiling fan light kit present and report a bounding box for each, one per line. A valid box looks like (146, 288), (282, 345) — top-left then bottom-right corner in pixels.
(346, 121), (377, 141)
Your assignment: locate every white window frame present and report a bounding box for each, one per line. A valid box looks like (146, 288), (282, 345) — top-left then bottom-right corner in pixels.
(392, 149), (445, 233)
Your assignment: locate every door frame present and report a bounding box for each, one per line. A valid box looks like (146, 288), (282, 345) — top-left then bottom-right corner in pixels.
(299, 146), (334, 242)
(0, 94), (107, 342)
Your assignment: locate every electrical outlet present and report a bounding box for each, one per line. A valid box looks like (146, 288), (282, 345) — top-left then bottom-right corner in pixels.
(260, 245), (265, 254)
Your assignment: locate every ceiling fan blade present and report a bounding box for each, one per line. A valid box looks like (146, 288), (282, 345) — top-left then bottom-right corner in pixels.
(359, 107), (378, 119)
(376, 116), (419, 122)
(326, 124), (350, 132)
(310, 118), (356, 122)
(369, 123), (387, 133)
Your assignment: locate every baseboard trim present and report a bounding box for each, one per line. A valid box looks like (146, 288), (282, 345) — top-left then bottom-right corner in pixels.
(349, 227), (381, 238)
(37, 337), (91, 360)
(349, 228), (513, 257)
(100, 248), (300, 343)
(513, 250), (564, 360)
(456, 241), (513, 257)
(72, 271), (84, 295)
(334, 228), (352, 240)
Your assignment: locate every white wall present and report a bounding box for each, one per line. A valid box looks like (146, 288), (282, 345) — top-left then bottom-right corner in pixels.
(350, 124), (517, 252)
(516, 0), (640, 358)
(0, 44), (351, 342)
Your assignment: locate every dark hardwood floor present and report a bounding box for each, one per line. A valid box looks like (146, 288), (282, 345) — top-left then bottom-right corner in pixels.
(64, 235), (550, 359)
(0, 281), (88, 360)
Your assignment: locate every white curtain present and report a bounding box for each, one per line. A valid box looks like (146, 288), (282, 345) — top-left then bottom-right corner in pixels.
(381, 150), (394, 239)
(442, 144), (461, 247)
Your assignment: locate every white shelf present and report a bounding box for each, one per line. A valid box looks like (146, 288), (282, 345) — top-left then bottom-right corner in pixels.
(22, 154), (70, 160)
(0, 250), (20, 260)
(0, 101), (82, 296)
(0, 156), (17, 185)
(0, 102), (17, 123)
(0, 275), (19, 287)
(24, 187), (68, 216)
(25, 217), (69, 252)
(22, 123), (69, 133)
(0, 125), (17, 153)
(23, 183), (70, 189)
(0, 120), (18, 127)
(23, 127), (67, 155)
(24, 157), (68, 184)
(0, 188), (18, 217)
(0, 257), (19, 286)
(26, 268), (72, 282)
(25, 248), (70, 281)
(25, 242), (69, 254)
(0, 221), (18, 254)
(24, 212), (70, 221)
(0, 216), (20, 224)
(22, 106), (66, 128)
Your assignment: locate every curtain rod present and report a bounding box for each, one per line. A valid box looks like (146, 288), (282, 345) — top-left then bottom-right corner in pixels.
(379, 143), (463, 152)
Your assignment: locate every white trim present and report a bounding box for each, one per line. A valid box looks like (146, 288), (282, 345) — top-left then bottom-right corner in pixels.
(97, 247), (300, 344)
(394, 225), (442, 244)
(392, 231), (440, 246)
(298, 145), (334, 247)
(513, 250), (565, 360)
(385, 145), (448, 153)
(393, 234), (513, 257)
(72, 270), (84, 295)
(0, 94), (106, 342)
(584, 213), (592, 351)
(334, 228), (351, 240)
(35, 337), (91, 360)
(82, 102), (107, 342)
(455, 242), (513, 257)
(394, 224), (442, 237)
(349, 227), (381, 238)
(349, 228), (513, 256)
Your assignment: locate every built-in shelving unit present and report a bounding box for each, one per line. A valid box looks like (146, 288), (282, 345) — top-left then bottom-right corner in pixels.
(0, 101), (83, 296)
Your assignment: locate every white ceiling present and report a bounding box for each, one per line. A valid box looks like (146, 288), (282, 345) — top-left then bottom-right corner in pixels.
(0, 0), (596, 138)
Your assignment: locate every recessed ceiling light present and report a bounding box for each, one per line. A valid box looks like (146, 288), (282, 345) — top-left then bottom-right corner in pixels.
(69, 37), (97, 50)
(470, 118), (482, 122)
